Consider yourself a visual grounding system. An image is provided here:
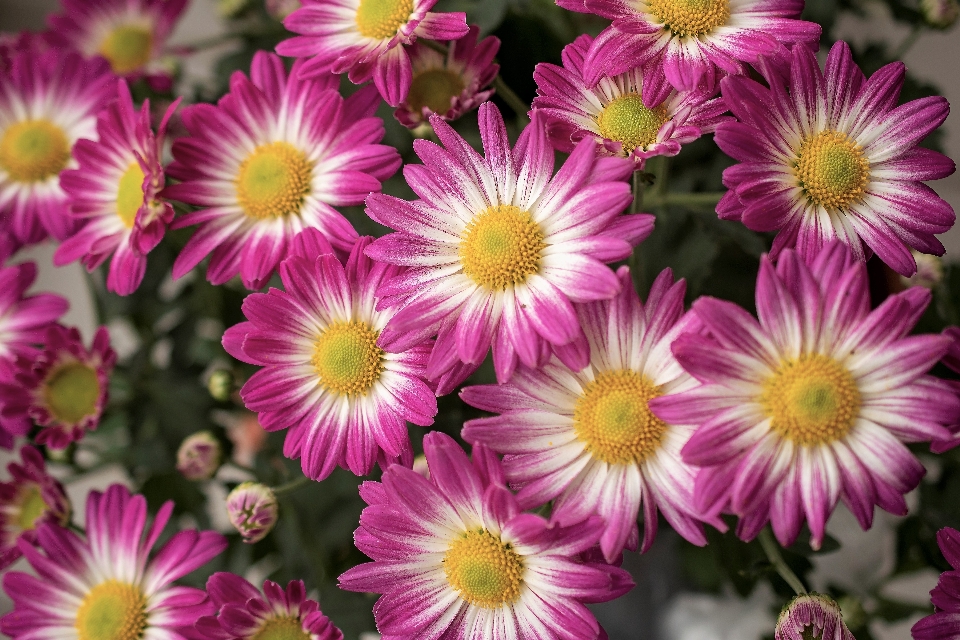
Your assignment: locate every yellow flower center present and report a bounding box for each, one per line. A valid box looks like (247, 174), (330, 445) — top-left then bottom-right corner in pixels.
(15, 486), (48, 531)
(117, 162), (146, 228)
(459, 205), (546, 291)
(235, 142), (313, 220)
(311, 321), (385, 396)
(573, 369), (668, 465)
(251, 617), (311, 640)
(407, 68), (465, 115)
(43, 362), (101, 425)
(647, 0), (730, 37)
(760, 354), (862, 446)
(596, 94), (668, 154)
(443, 529), (524, 608)
(355, 0), (414, 39)
(98, 25), (153, 74)
(795, 130), (870, 211)
(75, 580), (148, 640)
(0, 119), (71, 183)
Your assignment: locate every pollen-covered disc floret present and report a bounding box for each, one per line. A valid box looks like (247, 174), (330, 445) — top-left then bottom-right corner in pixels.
(338, 432), (633, 639)
(651, 242), (960, 549)
(366, 103), (653, 390)
(716, 41), (957, 276)
(277, 0), (468, 107)
(463, 267), (719, 561)
(165, 51), (401, 290)
(55, 80), (177, 296)
(222, 231), (437, 481)
(0, 325), (116, 450)
(0, 45), (113, 244)
(197, 573), (343, 640)
(0, 484), (227, 640)
(534, 35), (730, 169)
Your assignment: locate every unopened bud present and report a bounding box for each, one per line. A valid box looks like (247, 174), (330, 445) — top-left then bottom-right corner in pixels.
(207, 369), (234, 402)
(775, 593), (854, 640)
(226, 482), (278, 543)
(921, 0), (960, 28)
(176, 431), (222, 481)
(902, 251), (944, 289)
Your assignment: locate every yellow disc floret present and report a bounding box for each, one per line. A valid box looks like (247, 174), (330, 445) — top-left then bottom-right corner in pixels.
(98, 25), (154, 75)
(43, 362), (101, 425)
(75, 580), (148, 640)
(459, 205), (546, 290)
(760, 353), (862, 446)
(116, 162), (146, 228)
(0, 119), (71, 183)
(235, 142), (313, 220)
(795, 130), (870, 211)
(251, 617), (312, 640)
(443, 529), (524, 608)
(573, 369), (668, 465)
(407, 68), (465, 115)
(15, 486), (48, 531)
(596, 94), (668, 154)
(312, 321), (385, 396)
(355, 0), (415, 39)
(646, 0), (731, 37)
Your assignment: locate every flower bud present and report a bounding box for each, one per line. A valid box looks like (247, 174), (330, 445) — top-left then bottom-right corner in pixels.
(921, 0), (960, 28)
(176, 431), (222, 481)
(226, 482), (278, 543)
(207, 369), (235, 402)
(901, 251), (944, 289)
(775, 593), (854, 640)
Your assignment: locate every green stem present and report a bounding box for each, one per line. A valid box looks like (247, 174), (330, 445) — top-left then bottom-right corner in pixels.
(892, 25), (922, 60)
(271, 475), (311, 496)
(759, 528), (807, 595)
(642, 191), (726, 209)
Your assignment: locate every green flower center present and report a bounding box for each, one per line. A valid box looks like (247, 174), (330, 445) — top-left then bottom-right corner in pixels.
(407, 68), (465, 115)
(795, 130), (870, 211)
(235, 142), (313, 220)
(16, 486), (48, 531)
(355, 0), (414, 39)
(646, 0), (731, 37)
(98, 25), (154, 74)
(43, 362), (101, 425)
(596, 94), (668, 154)
(443, 529), (524, 608)
(251, 617), (311, 640)
(459, 205), (546, 291)
(117, 162), (146, 228)
(75, 580), (148, 640)
(0, 119), (71, 183)
(311, 321), (385, 396)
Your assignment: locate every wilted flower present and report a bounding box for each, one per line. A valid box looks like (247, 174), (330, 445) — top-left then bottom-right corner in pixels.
(226, 481), (278, 543)
(176, 431), (222, 481)
(921, 0), (960, 28)
(776, 593), (855, 640)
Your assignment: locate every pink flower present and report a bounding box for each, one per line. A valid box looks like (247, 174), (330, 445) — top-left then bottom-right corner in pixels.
(338, 431), (634, 639)
(651, 242), (960, 548)
(164, 51), (401, 290)
(55, 80), (178, 296)
(776, 593), (855, 640)
(912, 528), (960, 640)
(715, 41), (956, 276)
(365, 103), (653, 389)
(277, 0), (469, 106)
(0, 484), (227, 640)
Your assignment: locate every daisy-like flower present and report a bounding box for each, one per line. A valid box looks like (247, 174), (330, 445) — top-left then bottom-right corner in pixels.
(365, 103), (653, 387)
(776, 593), (854, 640)
(0, 47), (114, 244)
(0, 325), (116, 449)
(0, 445), (70, 570)
(197, 573), (343, 640)
(276, 0), (469, 107)
(46, 0), (187, 87)
(395, 25), (499, 129)
(533, 34), (730, 170)
(0, 483), (227, 640)
(164, 51), (402, 290)
(560, 0), (820, 94)
(222, 229), (436, 480)
(650, 242), (960, 548)
(338, 431), (634, 639)
(715, 41), (956, 276)
(462, 267), (722, 561)
(912, 528), (960, 640)
(54, 80), (178, 296)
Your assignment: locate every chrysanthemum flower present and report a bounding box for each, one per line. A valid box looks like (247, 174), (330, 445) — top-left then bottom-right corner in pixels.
(0, 47), (114, 244)
(462, 267), (722, 561)
(715, 41), (956, 276)
(395, 25), (499, 129)
(650, 242), (960, 548)
(912, 527), (960, 640)
(197, 573), (343, 640)
(46, 0), (187, 87)
(338, 431), (634, 639)
(776, 593), (854, 640)
(54, 80), (178, 296)
(365, 103), (652, 387)
(0, 325), (116, 449)
(560, 0), (820, 94)
(933, 326), (960, 454)
(164, 51), (402, 289)
(0, 445), (69, 570)
(0, 484), (227, 640)
(276, 0), (469, 107)
(533, 34), (730, 170)
(222, 230), (436, 480)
